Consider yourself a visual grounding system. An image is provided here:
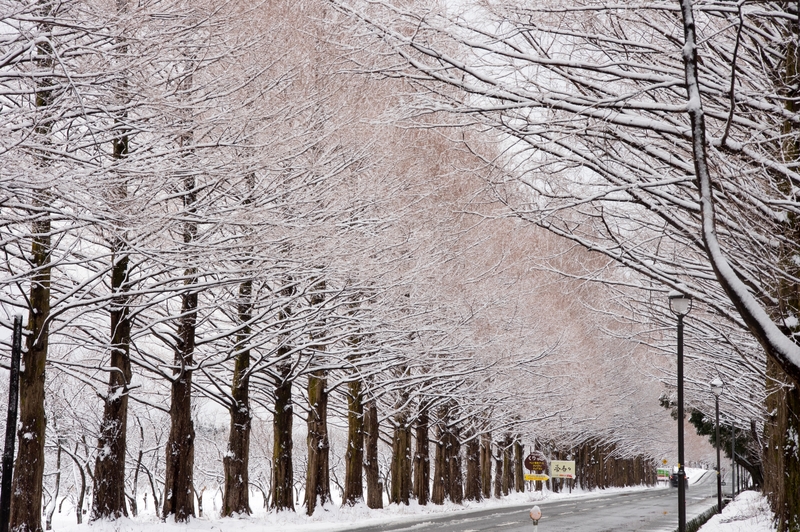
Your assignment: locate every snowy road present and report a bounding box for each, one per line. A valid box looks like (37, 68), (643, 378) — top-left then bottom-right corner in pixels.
(344, 471), (722, 532)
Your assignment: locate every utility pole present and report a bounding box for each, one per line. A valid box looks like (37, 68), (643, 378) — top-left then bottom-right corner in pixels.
(730, 423), (736, 498)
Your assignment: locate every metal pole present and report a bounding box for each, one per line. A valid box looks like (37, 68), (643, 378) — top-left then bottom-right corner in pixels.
(1, 315), (23, 532)
(677, 313), (686, 532)
(731, 423), (736, 498)
(737, 461), (740, 493)
(715, 395), (722, 512)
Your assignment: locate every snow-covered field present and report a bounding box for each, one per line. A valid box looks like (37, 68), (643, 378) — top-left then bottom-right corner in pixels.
(698, 491), (776, 532)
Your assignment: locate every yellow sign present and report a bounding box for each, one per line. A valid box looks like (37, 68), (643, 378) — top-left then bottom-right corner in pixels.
(550, 460), (576, 479)
(663, 459), (668, 465)
(525, 474), (550, 482)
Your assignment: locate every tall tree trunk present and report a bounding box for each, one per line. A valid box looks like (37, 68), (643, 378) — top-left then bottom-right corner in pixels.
(501, 435), (512, 496)
(446, 425), (462, 504)
(91, 246), (133, 520)
(480, 433), (492, 499)
(162, 284), (197, 522)
(765, 7), (800, 529)
(363, 399), (383, 509)
(464, 435), (481, 501)
(412, 406), (429, 505)
(162, 57), (197, 522)
(305, 278), (330, 515)
(10, 16), (54, 532)
(343, 379), (364, 505)
(161, 176), (198, 522)
(764, 355), (800, 531)
(514, 439), (524, 493)
(390, 409), (411, 505)
(271, 356), (294, 512)
(11, 206), (50, 532)
(493, 444), (503, 499)
(272, 277), (297, 512)
(91, 0), (133, 518)
(432, 405), (457, 505)
(431, 430), (447, 505)
(596, 445), (605, 489)
(305, 370), (330, 515)
(222, 277), (253, 517)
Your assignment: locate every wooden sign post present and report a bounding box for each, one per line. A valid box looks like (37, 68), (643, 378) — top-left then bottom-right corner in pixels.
(524, 450), (548, 492)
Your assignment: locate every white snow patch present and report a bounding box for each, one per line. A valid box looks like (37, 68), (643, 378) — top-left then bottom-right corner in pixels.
(685, 467), (709, 485)
(97, 444), (112, 460)
(697, 490), (776, 532)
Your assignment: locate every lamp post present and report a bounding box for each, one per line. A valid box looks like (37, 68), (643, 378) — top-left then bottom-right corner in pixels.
(669, 290), (692, 532)
(710, 378), (723, 513)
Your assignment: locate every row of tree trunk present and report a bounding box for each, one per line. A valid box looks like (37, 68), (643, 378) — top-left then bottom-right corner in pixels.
(9, 233), (660, 529)
(571, 440), (658, 490)
(9, 195), (655, 527)
(11, 343), (660, 529)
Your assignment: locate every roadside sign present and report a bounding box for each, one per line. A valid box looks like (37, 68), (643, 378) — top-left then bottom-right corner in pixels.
(657, 468), (670, 480)
(524, 451), (548, 472)
(550, 460), (575, 479)
(525, 473), (550, 482)
(662, 459), (668, 465)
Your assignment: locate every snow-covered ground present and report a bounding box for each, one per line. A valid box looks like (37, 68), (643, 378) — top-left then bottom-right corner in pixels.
(685, 466), (709, 485)
(49, 479), (671, 532)
(697, 491), (776, 532)
(46, 467), (720, 532)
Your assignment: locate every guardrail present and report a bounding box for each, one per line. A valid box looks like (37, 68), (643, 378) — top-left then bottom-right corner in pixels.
(673, 499), (730, 532)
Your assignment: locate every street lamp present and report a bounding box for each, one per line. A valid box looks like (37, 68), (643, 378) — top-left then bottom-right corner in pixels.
(710, 377), (723, 513)
(669, 289), (692, 532)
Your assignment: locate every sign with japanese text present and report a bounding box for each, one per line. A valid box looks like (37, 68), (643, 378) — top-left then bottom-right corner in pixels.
(549, 460), (576, 479)
(524, 451), (548, 472)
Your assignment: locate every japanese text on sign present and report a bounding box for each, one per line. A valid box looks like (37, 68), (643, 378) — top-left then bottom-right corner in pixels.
(549, 460), (575, 479)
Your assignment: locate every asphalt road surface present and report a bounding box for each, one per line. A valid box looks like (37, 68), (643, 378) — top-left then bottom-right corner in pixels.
(346, 471), (724, 532)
